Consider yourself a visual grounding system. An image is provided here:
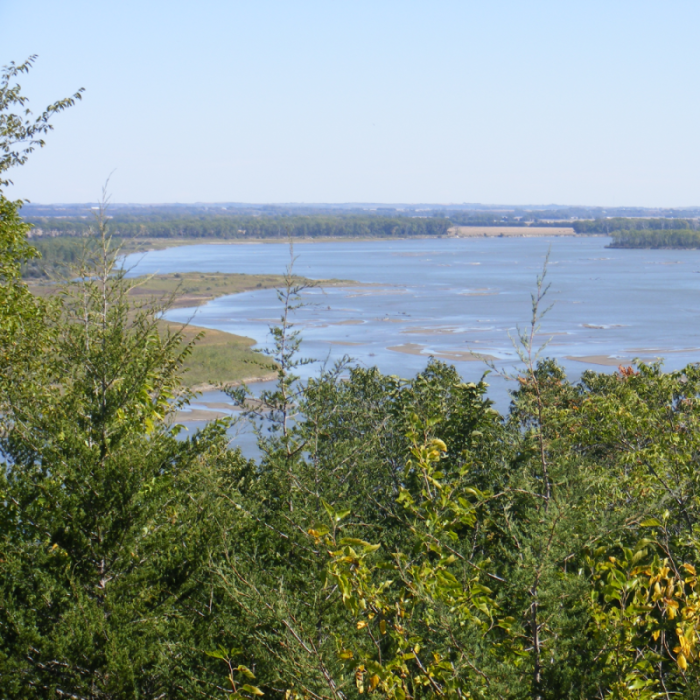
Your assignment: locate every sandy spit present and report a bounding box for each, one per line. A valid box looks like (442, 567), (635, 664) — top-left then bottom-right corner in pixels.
(565, 355), (633, 367)
(189, 372), (278, 393)
(387, 343), (496, 362)
(175, 408), (232, 422)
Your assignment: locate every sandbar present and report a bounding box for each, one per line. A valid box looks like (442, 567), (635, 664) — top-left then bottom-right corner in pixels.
(401, 327), (461, 335)
(565, 355), (633, 367)
(195, 402), (240, 410)
(175, 408), (231, 422)
(388, 343), (496, 362)
(190, 371), (278, 393)
(626, 347), (700, 355)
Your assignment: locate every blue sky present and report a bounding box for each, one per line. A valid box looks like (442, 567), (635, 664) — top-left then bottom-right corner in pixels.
(2, 0), (699, 206)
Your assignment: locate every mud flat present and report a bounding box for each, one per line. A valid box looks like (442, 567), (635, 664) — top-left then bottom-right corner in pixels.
(566, 348), (700, 366)
(565, 355), (635, 366)
(175, 408), (232, 422)
(625, 347), (700, 355)
(401, 327), (462, 335)
(388, 343), (496, 362)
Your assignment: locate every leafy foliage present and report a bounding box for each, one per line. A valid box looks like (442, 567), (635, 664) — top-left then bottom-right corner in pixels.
(609, 229), (700, 248)
(23, 213), (452, 241)
(6, 55), (700, 700)
(0, 55), (83, 187)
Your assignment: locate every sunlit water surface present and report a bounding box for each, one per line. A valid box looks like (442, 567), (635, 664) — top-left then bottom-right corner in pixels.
(124, 236), (700, 451)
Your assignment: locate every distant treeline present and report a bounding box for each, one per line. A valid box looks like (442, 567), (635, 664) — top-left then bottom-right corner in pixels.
(573, 217), (697, 234)
(26, 215), (451, 240)
(21, 216), (451, 277)
(447, 213), (562, 227)
(24, 214), (700, 261)
(25, 202), (700, 222)
(609, 229), (700, 249)
(22, 237), (96, 278)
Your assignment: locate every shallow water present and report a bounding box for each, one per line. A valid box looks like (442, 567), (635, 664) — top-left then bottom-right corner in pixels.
(125, 236), (700, 378)
(124, 236), (700, 450)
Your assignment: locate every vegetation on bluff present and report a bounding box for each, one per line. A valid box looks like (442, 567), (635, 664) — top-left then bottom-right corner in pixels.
(572, 217), (700, 248)
(25, 213), (452, 242)
(4, 57), (700, 700)
(25, 213), (700, 255)
(570, 218), (700, 248)
(609, 228), (700, 249)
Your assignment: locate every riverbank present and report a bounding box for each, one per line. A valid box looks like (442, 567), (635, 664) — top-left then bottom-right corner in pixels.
(161, 321), (278, 391)
(29, 271), (356, 389)
(113, 228), (586, 256)
(448, 225), (576, 237)
(128, 271), (355, 309)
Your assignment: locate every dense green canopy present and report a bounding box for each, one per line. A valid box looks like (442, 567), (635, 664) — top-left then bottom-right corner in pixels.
(3, 57), (700, 700)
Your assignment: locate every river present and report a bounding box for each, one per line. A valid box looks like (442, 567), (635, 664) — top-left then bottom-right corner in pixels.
(124, 235), (700, 445)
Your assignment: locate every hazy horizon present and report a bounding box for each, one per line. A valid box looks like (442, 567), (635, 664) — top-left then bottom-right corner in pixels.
(19, 201), (700, 211)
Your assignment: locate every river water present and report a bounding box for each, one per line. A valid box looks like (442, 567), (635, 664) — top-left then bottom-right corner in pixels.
(123, 236), (700, 442)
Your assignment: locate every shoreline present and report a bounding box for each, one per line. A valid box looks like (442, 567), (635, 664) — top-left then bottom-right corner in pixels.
(189, 372), (278, 393)
(115, 231), (601, 255)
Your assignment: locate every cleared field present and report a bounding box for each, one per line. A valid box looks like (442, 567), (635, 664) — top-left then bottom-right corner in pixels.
(449, 226), (575, 237)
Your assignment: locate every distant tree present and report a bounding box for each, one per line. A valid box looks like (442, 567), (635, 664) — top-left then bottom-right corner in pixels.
(0, 55), (82, 357)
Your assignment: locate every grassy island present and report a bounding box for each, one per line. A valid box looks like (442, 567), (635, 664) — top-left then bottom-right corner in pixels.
(30, 271), (354, 389)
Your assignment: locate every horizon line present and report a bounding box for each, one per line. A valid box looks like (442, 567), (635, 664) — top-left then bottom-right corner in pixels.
(19, 202), (700, 210)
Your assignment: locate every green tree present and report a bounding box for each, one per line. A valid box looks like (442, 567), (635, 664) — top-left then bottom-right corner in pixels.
(0, 56), (82, 408)
(1, 209), (223, 696)
(0, 60), (253, 698)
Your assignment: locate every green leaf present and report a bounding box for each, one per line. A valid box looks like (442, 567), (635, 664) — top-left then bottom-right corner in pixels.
(240, 684), (265, 696)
